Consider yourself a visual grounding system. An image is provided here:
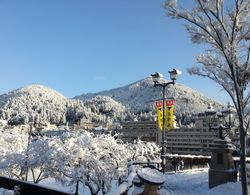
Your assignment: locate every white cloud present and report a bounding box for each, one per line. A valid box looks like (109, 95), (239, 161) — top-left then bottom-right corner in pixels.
(94, 76), (106, 80)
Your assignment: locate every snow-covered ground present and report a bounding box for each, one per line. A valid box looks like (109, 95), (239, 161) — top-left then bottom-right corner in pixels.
(0, 188), (13, 195)
(40, 169), (241, 195)
(159, 169), (241, 195)
(0, 169), (242, 195)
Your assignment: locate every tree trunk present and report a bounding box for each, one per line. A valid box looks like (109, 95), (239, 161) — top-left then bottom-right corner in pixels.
(235, 83), (248, 195)
(239, 118), (248, 195)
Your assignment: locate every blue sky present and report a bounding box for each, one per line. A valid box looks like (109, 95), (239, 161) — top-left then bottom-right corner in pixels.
(0, 0), (230, 103)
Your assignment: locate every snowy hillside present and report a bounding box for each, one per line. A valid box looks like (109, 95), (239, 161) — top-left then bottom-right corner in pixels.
(0, 84), (66, 107)
(0, 84), (68, 125)
(0, 78), (223, 127)
(84, 96), (126, 120)
(0, 85), (126, 126)
(75, 77), (223, 115)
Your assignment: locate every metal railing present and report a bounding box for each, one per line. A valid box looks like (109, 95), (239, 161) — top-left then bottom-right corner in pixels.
(0, 176), (71, 195)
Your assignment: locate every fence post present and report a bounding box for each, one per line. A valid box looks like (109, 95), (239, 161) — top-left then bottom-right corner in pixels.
(174, 158), (176, 173)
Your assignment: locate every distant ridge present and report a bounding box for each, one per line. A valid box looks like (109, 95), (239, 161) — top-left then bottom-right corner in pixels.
(0, 78), (223, 127)
(74, 77), (223, 114)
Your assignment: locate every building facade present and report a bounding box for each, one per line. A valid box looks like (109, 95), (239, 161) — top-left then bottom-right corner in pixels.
(117, 113), (220, 155)
(116, 121), (158, 143)
(165, 114), (219, 155)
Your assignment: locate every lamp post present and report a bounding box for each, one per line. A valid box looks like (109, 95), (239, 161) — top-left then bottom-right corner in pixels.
(221, 102), (236, 128)
(205, 102), (236, 140)
(207, 103), (237, 189)
(204, 104), (217, 126)
(151, 69), (181, 173)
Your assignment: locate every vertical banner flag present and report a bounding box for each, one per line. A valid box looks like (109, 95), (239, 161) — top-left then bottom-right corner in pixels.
(155, 99), (175, 131)
(155, 100), (163, 131)
(165, 99), (174, 130)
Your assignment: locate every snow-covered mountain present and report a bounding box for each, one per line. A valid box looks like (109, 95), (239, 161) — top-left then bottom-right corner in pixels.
(0, 77), (223, 127)
(0, 84), (127, 126)
(0, 84), (66, 107)
(75, 77), (222, 115)
(0, 84), (68, 125)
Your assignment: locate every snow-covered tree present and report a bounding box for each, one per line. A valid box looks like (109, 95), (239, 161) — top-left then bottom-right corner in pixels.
(57, 131), (160, 194)
(164, 0), (250, 193)
(0, 130), (27, 179)
(26, 136), (66, 183)
(0, 129), (160, 194)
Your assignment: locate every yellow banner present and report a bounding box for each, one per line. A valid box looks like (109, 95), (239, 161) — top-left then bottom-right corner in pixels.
(155, 100), (163, 130)
(155, 99), (174, 131)
(165, 105), (174, 130)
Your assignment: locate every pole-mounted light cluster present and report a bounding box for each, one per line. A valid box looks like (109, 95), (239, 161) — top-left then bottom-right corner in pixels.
(151, 69), (181, 86)
(205, 102), (236, 139)
(150, 68), (181, 173)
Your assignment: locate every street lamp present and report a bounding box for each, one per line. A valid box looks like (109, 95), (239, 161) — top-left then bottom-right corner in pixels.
(221, 102), (236, 128)
(205, 102), (236, 139)
(151, 69), (181, 173)
(204, 104), (217, 127)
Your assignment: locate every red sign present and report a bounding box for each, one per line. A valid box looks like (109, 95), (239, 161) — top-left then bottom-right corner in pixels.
(155, 100), (163, 108)
(166, 99), (174, 106)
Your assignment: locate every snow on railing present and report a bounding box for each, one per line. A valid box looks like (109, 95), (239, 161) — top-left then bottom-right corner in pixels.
(162, 153), (211, 159)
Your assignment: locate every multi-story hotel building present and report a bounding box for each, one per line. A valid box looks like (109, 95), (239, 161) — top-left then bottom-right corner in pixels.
(116, 120), (158, 143)
(165, 113), (219, 155)
(117, 113), (222, 155)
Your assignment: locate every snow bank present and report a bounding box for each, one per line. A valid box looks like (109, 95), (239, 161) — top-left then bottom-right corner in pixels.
(162, 169), (241, 195)
(0, 188), (13, 195)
